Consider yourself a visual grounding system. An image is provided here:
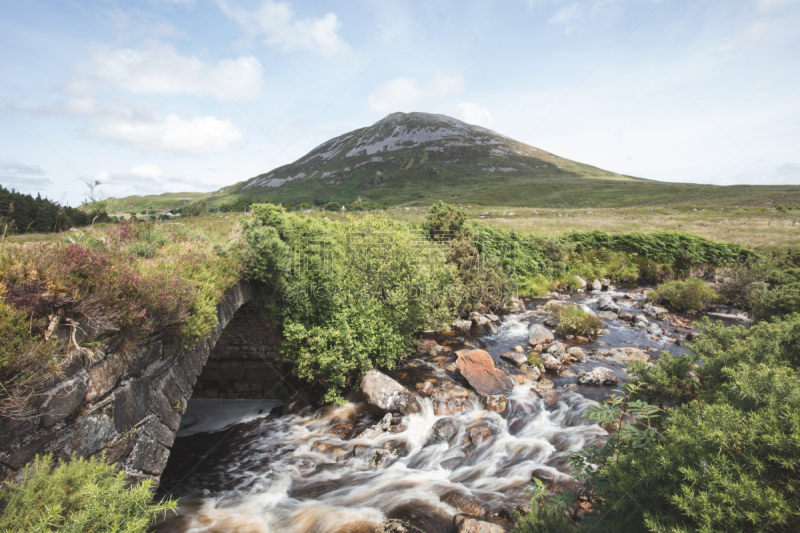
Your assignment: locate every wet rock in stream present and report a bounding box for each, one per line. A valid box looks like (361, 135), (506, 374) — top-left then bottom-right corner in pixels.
(361, 370), (420, 415)
(576, 368), (618, 386)
(455, 350), (514, 396)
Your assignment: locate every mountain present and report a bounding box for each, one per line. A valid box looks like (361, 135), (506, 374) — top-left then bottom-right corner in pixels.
(107, 112), (795, 213)
(226, 112), (639, 207)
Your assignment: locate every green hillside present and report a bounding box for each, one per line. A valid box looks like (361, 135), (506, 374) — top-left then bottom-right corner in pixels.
(105, 112), (800, 212)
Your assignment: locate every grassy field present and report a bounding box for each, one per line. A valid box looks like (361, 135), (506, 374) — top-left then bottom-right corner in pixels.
(308, 204), (800, 252)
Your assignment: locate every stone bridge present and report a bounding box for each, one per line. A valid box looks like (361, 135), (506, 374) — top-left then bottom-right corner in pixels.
(0, 281), (283, 487)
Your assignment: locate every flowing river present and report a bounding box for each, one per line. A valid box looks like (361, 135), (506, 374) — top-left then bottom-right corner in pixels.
(154, 288), (744, 533)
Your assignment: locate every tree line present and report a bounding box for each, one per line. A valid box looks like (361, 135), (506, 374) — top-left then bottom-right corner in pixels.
(0, 186), (96, 235)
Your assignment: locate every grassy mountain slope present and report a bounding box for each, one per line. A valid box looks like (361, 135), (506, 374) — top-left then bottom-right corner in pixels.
(106, 112), (800, 212)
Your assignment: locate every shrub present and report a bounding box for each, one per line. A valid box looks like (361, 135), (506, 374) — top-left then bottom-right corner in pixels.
(242, 205), (457, 403)
(0, 453), (176, 532)
(323, 201), (342, 211)
(561, 230), (757, 267)
(549, 305), (603, 336)
(647, 278), (721, 314)
(752, 282), (800, 321)
(716, 257), (772, 309)
(571, 315), (800, 533)
(512, 479), (573, 533)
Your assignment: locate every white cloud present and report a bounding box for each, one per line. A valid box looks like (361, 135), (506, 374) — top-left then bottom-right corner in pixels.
(0, 160), (52, 192)
(94, 114), (244, 155)
(455, 103), (493, 128)
(130, 164), (165, 179)
(218, 0), (349, 57)
(68, 46), (263, 100)
(548, 3), (581, 25)
(368, 74), (464, 114)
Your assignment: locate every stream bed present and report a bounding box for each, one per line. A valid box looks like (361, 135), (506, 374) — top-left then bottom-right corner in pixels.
(155, 288), (747, 533)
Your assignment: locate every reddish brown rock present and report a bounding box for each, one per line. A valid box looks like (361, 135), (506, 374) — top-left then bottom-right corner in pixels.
(484, 395), (508, 413)
(431, 390), (469, 416)
(456, 350), (514, 396)
(441, 491), (491, 518)
(330, 423), (354, 439)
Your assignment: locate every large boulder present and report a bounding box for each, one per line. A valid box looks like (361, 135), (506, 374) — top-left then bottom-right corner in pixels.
(591, 279), (603, 292)
(528, 323), (554, 345)
(456, 350), (514, 396)
(453, 514), (511, 532)
(576, 368), (618, 386)
(360, 370), (420, 415)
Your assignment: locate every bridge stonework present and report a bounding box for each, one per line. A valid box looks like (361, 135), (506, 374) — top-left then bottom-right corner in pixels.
(0, 281), (282, 487)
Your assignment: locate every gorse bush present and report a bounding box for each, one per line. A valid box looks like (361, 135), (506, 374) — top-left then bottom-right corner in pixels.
(0, 453), (176, 532)
(646, 278), (721, 314)
(242, 204), (457, 403)
(424, 201), (571, 304)
(564, 314), (800, 533)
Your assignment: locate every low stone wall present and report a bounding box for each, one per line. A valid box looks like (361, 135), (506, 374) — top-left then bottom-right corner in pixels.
(0, 280), (281, 487)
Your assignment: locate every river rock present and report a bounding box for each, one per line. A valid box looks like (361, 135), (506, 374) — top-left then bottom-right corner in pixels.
(591, 279), (603, 291)
(597, 295), (620, 313)
(531, 387), (560, 407)
(567, 346), (587, 363)
(644, 305), (668, 318)
(330, 423), (354, 439)
(442, 491), (491, 518)
(431, 390), (469, 416)
(453, 514), (510, 533)
(416, 381), (435, 396)
(427, 417), (459, 445)
(416, 339), (436, 354)
(448, 387), (470, 399)
(470, 312), (491, 328)
(452, 319), (473, 333)
(501, 351), (527, 366)
(376, 520), (426, 533)
(546, 341), (566, 355)
(595, 347), (650, 363)
(357, 413), (393, 439)
(634, 314), (649, 327)
(484, 395), (508, 413)
(541, 354), (563, 373)
(521, 363), (542, 381)
(361, 370), (420, 415)
(619, 312), (633, 321)
(528, 324), (554, 345)
(456, 350), (514, 396)
(574, 276), (587, 289)
(576, 368), (618, 386)
(538, 378), (554, 389)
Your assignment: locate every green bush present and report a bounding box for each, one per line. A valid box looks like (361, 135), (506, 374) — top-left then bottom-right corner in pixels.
(323, 201), (342, 211)
(716, 257), (772, 309)
(647, 278), (721, 314)
(549, 305), (603, 336)
(0, 453), (176, 532)
(571, 315), (800, 532)
(752, 282), (800, 321)
(242, 204), (457, 403)
(512, 479), (573, 533)
(561, 230), (757, 267)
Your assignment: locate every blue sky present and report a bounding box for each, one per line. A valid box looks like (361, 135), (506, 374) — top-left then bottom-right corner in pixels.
(1, 0), (798, 206)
